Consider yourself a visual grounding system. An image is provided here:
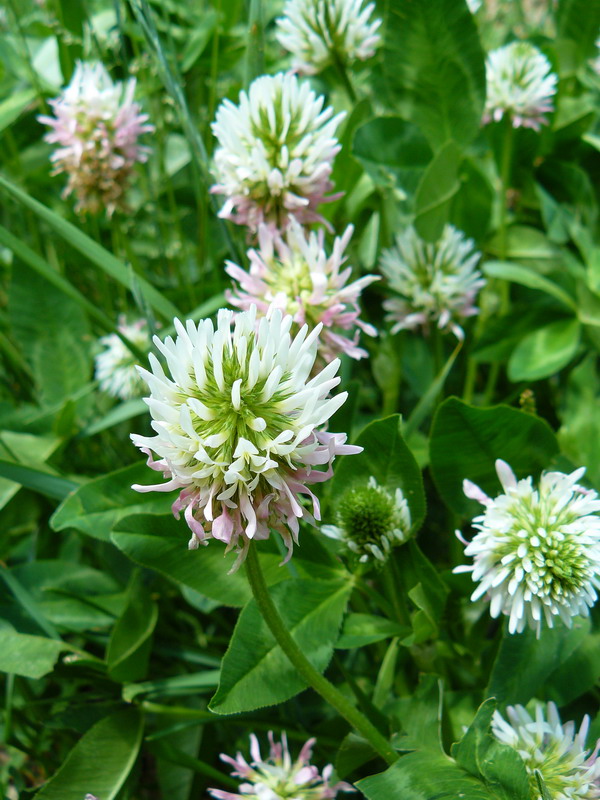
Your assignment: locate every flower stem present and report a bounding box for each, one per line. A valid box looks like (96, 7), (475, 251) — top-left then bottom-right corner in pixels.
(245, 545), (398, 766)
(331, 50), (357, 104)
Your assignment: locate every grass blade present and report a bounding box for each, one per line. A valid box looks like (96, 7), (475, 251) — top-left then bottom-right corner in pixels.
(0, 174), (181, 322)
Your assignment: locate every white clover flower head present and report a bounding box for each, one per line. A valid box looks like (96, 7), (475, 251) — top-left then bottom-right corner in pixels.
(322, 476), (411, 563)
(454, 459), (600, 636)
(208, 731), (354, 800)
(226, 219), (379, 364)
(95, 317), (151, 400)
(38, 61), (154, 215)
(275, 0), (381, 76)
(466, 0), (482, 13)
(131, 306), (360, 570)
(380, 224), (485, 340)
(483, 41), (557, 131)
(492, 701), (600, 799)
(211, 72), (345, 231)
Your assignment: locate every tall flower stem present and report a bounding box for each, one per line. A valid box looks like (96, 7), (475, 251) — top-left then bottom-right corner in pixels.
(245, 545), (398, 766)
(332, 51), (358, 104)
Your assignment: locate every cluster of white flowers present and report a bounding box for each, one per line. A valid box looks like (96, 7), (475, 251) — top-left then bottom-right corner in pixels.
(209, 732), (353, 800)
(492, 701), (600, 799)
(39, 62), (153, 215)
(322, 476), (411, 563)
(131, 306), (359, 570)
(275, 0), (381, 76)
(483, 41), (557, 130)
(455, 459), (600, 636)
(211, 72), (344, 231)
(225, 219), (378, 364)
(380, 225), (485, 339)
(95, 318), (150, 400)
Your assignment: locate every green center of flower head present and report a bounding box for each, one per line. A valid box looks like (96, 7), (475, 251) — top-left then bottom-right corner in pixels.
(264, 255), (314, 313)
(338, 484), (398, 546)
(251, 89), (308, 165)
(495, 494), (592, 598)
(181, 344), (295, 475)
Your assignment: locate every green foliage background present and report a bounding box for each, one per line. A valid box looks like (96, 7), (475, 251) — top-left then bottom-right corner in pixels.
(1, 0), (600, 798)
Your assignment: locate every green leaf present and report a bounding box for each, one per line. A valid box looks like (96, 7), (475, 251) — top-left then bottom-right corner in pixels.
(0, 174), (180, 322)
(452, 699), (529, 800)
(51, 461), (174, 542)
(9, 263), (91, 406)
(336, 613), (408, 648)
(415, 141), (462, 242)
(556, 0), (600, 65)
(34, 708), (144, 800)
(357, 750), (497, 800)
(482, 261), (577, 312)
(0, 629), (69, 678)
(81, 399), (146, 437)
(106, 573), (158, 682)
(0, 224), (116, 332)
(381, 0), (486, 150)
(111, 514), (284, 607)
(0, 460), (78, 501)
(558, 355), (600, 487)
(507, 318), (581, 382)
(209, 578), (352, 713)
(352, 116), (433, 195)
(0, 431), (60, 510)
(390, 675), (444, 753)
(0, 88), (36, 133)
(487, 617), (590, 706)
(429, 397), (559, 515)
(545, 629), (600, 705)
(123, 671), (220, 703)
(328, 414), (426, 535)
(400, 541), (448, 645)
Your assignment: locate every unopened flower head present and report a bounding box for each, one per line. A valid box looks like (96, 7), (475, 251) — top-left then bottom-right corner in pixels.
(492, 701), (600, 799)
(226, 219), (378, 364)
(454, 459), (600, 636)
(95, 317), (150, 400)
(322, 476), (411, 563)
(275, 0), (381, 76)
(131, 306), (359, 570)
(483, 41), (557, 130)
(208, 731), (354, 800)
(211, 72), (345, 230)
(380, 225), (485, 339)
(38, 62), (153, 215)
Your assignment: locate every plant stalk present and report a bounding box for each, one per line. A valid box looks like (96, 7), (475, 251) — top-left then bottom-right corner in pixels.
(245, 545), (398, 766)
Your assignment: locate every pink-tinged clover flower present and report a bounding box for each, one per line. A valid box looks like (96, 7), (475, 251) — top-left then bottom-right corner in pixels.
(454, 460), (600, 636)
(492, 701), (600, 799)
(38, 61), (153, 216)
(131, 306), (359, 570)
(95, 317), (150, 400)
(208, 732), (354, 800)
(211, 72), (345, 231)
(275, 0), (381, 76)
(225, 219), (378, 364)
(380, 224), (485, 340)
(483, 42), (557, 131)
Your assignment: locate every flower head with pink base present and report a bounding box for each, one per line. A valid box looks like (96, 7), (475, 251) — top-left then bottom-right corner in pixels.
(39, 62), (153, 215)
(211, 72), (344, 231)
(483, 42), (557, 131)
(131, 306), (359, 570)
(208, 732), (354, 799)
(226, 219), (378, 364)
